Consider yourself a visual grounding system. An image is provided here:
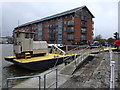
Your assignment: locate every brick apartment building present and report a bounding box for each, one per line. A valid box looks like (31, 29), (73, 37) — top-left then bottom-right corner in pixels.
(14, 6), (94, 45)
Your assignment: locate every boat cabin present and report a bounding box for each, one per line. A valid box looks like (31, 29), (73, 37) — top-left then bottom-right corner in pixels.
(13, 31), (48, 58)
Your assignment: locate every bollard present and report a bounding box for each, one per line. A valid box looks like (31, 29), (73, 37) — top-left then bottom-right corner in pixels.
(110, 61), (115, 89)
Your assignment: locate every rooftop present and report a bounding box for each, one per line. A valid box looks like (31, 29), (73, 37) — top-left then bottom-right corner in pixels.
(15, 5), (94, 29)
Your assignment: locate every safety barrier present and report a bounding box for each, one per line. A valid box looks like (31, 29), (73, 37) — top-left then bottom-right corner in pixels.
(6, 75), (41, 90)
(44, 68), (58, 89)
(63, 47), (91, 66)
(6, 68), (58, 90)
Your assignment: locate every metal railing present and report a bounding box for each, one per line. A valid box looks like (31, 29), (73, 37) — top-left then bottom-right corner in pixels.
(6, 75), (41, 90)
(65, 45), (89, 55)
(44, 68), (58, 90)
(74, 53), (90, 68)
(63, 47), (90, 67)
(6, 68), (58, 90)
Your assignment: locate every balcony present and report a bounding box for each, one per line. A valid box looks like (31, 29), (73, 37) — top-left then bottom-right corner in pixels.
(49, 37), (55, 41)
(81, 36), (87, 41)
(67, 28), (74, 33)
(49, 24), (56, 29)
(68, 35), (74, 40)
(81, 30), (87, 34)
(81, 24), (87, 28)
(49, 30), (56, 34)
(92, 31), (94, 35)
(68, 22), (74, 26)
(68, 37), (74, 40)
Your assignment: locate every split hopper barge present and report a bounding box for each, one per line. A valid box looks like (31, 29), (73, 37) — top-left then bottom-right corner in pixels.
(5, 31), (117, 71)
(5, 31), (75, 70)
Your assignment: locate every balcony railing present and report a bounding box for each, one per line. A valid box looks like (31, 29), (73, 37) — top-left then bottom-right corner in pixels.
(92, 31), (94, 35)
(81, 36), (87, 40)
(81, 24), (87, 28)
(68, 22), (74, 26)
(49, 30), (56, 34)
(67, 37), (74, 40)
(81, 30), (87, 34)
(67, 28), (74, 33)
(49, 25), (56, 29)
(49, 36), (55, 41)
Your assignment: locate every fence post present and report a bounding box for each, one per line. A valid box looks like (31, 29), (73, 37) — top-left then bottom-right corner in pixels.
(109, 48), (115, 89)
(44, 75), (46, 90)
(74, 54), (77, 67)
(38, 76), (41, 90)
(110, 61), (115, 89)
(56, 69), (58, 89)
(6, 79), (9, 90)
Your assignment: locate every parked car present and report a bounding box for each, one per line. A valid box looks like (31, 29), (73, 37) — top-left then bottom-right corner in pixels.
(102, 42), (109, 47)
(89, 41), (100, 48)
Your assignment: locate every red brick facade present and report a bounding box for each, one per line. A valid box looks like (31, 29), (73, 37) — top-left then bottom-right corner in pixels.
(14, 6), (94, 45)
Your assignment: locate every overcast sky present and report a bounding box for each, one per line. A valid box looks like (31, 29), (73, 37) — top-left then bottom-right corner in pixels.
(1, 0), (119, 39)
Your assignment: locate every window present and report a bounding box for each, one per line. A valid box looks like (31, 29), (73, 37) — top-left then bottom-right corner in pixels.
(58, 40), (62, 44)
(65, 16), (68, 18)
(63, 35), (66, 38)
(81, 16), (87, 21)
(64, 27), (66, 31)
(55, 18), (58, 20)
(81, 35), (87, 40)
(68, 27), (74, 32)
(56, 28), (58, 31)
(81, 28), (86, 31)
(55, 22), (58, 26)
(58, 30), (62, 34)
(68, 20), (74, 25)
(72, 17), (74, 20)
(92, 24), (94, 28)
(68, 34), (74, 40)
(81, 16), (84, 20)
(30, 34), (34, 38)
(70, 15), (73, 17)
(81, 28), (87, 34)
(16, 33), (20, 38)
(25, 33), (29, 39)
(33, 27), (37, 30)
(64, 21), (66, 24)
(81, 21), (87, 27)
(45, 25), (49, 28)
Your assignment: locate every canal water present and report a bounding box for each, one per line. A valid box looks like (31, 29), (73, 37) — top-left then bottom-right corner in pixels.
(1, 44), (46, 88)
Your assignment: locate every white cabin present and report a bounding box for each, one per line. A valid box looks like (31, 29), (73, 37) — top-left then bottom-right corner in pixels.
(13, 31), (48, 58)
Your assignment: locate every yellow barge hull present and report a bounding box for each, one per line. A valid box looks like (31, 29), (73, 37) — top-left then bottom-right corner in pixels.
(5, 53), (75, 71)
(4, 47), (117, 71)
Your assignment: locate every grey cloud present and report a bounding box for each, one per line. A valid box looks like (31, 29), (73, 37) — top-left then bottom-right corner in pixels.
(2, 1), (118, 39)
